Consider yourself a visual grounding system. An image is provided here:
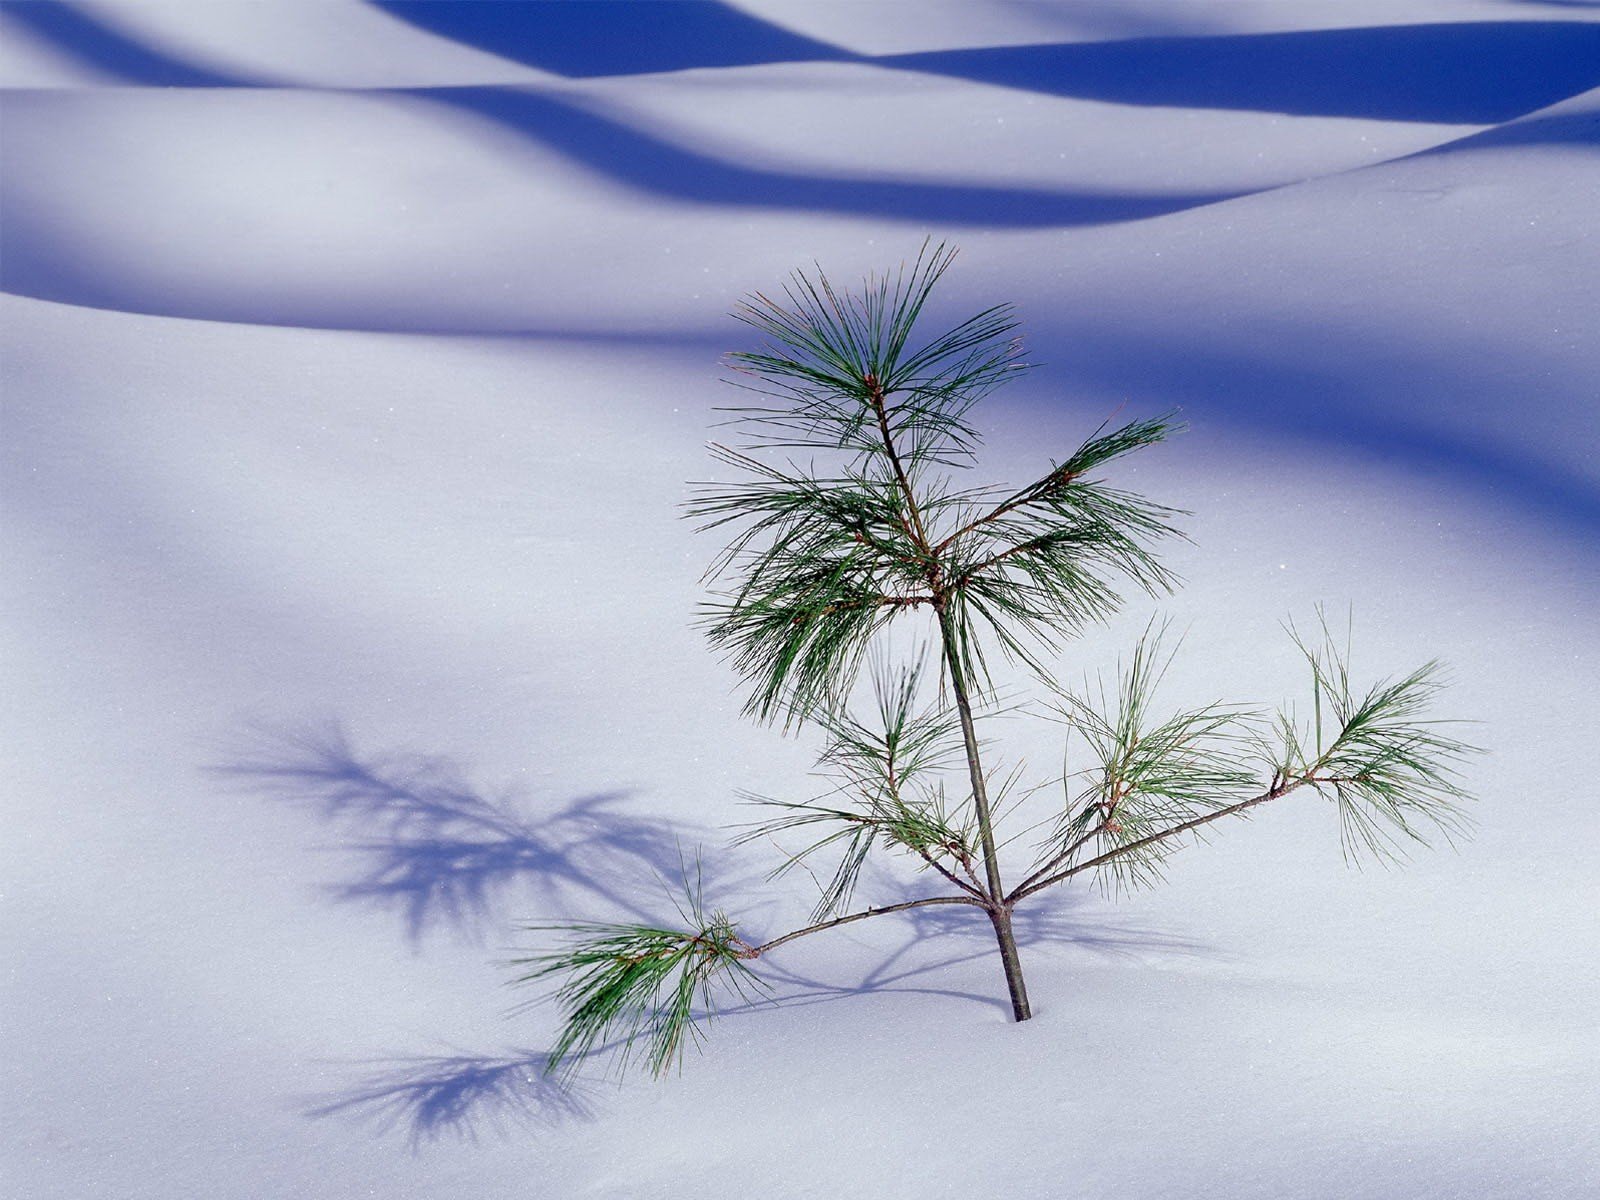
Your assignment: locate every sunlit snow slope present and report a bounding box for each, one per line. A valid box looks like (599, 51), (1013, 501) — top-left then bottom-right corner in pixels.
(3, 4), (1597, 1199)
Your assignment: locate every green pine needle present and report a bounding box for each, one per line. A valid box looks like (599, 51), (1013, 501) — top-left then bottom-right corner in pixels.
(736, 653), (977, 918)
(725, 240), (1026, 468)
(1282, 612), (1478, 863)
(1046, 624), (1260, 891)
(510, 869), (764, 1079)
(697, 245), (1186, 723)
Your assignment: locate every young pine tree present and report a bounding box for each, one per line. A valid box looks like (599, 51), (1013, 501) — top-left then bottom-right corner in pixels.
(513, 244), (1474, 1076)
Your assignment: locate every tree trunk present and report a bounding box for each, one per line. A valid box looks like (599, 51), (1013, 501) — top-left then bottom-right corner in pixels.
(935, 603), (1033, 1022)
(987, 905), (1033, 1022)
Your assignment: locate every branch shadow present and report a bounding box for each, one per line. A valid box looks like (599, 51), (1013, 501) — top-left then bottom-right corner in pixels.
(307, 1048), (594, 1147)
(216, 721), (704, 944)
(739, 885), (1212, 1021)
(310, 884), (1208, 1145)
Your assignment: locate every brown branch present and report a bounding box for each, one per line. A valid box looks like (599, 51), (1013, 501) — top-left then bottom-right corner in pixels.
(864, 377), (933, 554)
(914, 846), (989, 901)
(932, 610), (996, 892)
(950, 841), (983, 889)
(1011, 816), (1107, 900)
(881, 737), (986, 904)
(1008, 777), (1314, 904)
(865, 368), (1031, 1017)
(932, 466), (1078, 555)
(792, 594), (934, 624)
(746, 895), (982, 957)
(951, 534), (1055, 586)
(850, 528), (929, 570)
(1011, 782), (1131, 898)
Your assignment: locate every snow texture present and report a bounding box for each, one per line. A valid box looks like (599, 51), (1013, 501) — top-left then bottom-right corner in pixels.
(2, 2), (1597, 1197)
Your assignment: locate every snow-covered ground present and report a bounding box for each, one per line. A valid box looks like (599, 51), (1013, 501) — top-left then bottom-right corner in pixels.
(3, 3), (1597, 1197)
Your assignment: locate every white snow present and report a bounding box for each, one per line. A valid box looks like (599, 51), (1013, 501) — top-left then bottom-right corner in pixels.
(3, 3), (1597, 1198)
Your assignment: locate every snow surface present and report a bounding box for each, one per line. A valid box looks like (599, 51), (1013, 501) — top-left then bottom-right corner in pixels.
(3, 3), (1598, 1197)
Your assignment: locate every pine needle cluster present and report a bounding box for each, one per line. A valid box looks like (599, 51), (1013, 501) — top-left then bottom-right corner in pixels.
(1041, 627), (1261, 893)
(1278, 613), (1476, 863)
(511, 869), (763, 1078)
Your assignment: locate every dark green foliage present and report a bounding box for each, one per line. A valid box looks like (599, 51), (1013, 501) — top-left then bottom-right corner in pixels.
(934, 431), (1187, 685)
(691, 243), (1185, 724)
(691, 447), (927, 724)
(725, 241), (1024, 466)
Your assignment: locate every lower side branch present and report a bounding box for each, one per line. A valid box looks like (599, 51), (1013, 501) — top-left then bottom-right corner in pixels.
(747, 894), (982, 957)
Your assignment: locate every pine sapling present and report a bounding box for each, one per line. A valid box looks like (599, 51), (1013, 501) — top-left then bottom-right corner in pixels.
(511, 244), (1475, 1075)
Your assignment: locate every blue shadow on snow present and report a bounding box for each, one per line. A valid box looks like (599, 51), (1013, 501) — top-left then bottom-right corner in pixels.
(1, 0), (257, 86)
(216, 722), (697, 945)
(373, 3), (1600, 125)
(13, 0), (1600, 128)
(310, 887), (1205, 1144)
(371, 0), (853, 77)
(419, 85), (1250, 227)
(885, 21), (1600, 123)
(1040, 327), (1600, 538)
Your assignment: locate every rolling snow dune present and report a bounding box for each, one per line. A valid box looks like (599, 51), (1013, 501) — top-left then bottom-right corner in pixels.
(3, 3), (1598, 1198)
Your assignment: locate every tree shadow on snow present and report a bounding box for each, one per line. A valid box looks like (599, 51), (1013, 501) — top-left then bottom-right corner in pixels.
(215, 721), (714, 944)
(247, 723), (1209, 1146)
(308, 882), (1209, 1145)
(308, 1049), (594, 1147)
(740, 886), (1211, 1021)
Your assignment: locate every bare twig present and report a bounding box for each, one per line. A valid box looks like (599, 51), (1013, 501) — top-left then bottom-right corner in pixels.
(1009, 777), (1310, 904)
(748, 894), (981, 957)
